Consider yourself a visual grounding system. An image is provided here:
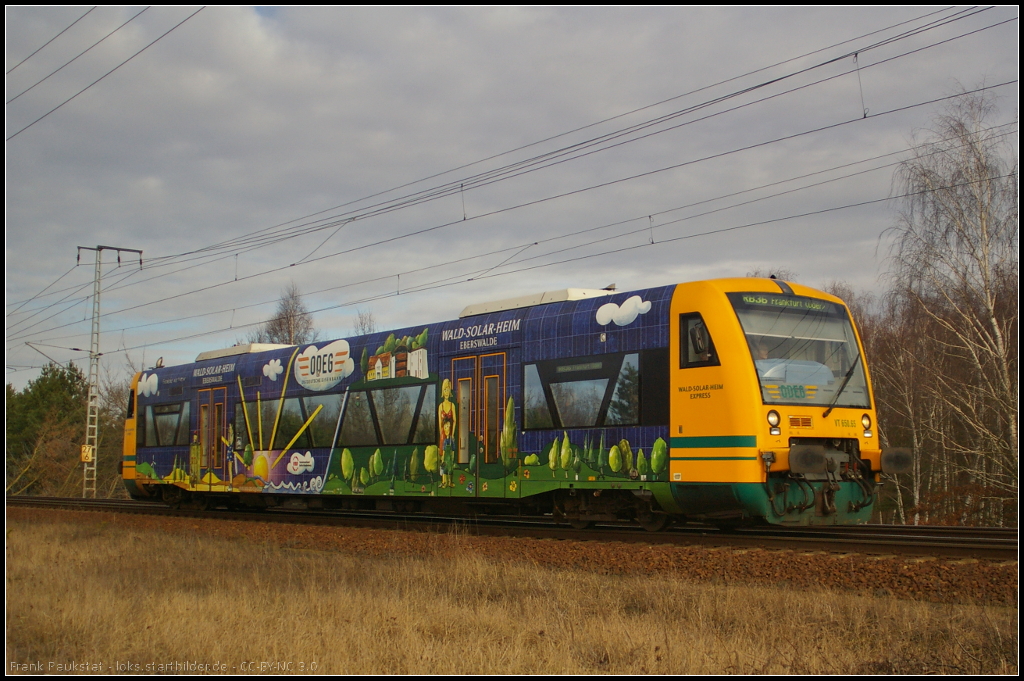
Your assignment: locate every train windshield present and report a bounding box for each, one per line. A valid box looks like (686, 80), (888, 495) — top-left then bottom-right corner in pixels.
(727, 293), (870, 408)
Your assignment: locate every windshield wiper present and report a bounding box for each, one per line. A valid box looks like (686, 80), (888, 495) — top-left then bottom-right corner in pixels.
(822, 353), (861, 418)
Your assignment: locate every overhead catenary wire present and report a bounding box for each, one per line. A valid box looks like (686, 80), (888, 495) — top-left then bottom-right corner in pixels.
(137, 6), (995, 266)
(77, 170), (1016, 358)
(6, 10), (1015, 365)
(13, 120), (1017, 355)
(6, 6), (97, 74)
(11, 8), (1012, 320)
(6, 80), (1016, 349)
(6, 6), (205, 141)
(6, 7), (152, 105)
(7, 6), (1002, 312)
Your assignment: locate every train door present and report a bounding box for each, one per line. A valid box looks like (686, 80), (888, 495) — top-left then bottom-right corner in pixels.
(197, 387), (228, 489)
(450, 353), (506, 497)
(450, 357), (476, 495)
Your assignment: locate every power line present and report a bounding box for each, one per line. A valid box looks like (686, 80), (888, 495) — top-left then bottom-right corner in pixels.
(6, 7), (97, 74)
(97, 170), (1017, 356)
(20, 7), (994, 285)
(6, 6), (205, 141)
(5, 263), (81, 315)
(6, 13), (1014, 335)
(7, 7), (152, 105)
(14, 121), (1016, 354)
(141, 6), (989, 265)
(6, 80), (1016, 348)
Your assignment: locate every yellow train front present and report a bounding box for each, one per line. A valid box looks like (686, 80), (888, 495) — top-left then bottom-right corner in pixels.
(122, 277), (909, 527)
(663, 278), (908, 526)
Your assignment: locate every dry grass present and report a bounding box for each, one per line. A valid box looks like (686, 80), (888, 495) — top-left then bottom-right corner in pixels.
(6, 518), (1017, 674)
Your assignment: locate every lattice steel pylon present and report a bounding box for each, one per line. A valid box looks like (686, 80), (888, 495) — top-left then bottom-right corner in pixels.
(78, 246), (141, 498)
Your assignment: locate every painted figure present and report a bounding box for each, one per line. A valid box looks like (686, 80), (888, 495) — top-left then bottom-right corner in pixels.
(438, 378), (456, 487)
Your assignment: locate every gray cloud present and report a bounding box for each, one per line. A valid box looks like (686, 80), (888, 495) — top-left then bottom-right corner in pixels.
(5, 6), (1018, 386)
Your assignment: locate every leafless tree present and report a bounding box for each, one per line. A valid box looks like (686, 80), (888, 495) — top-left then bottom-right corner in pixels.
(883, 89), (1018, 524)
(247, 282), (319, 346)
(353, 308), (377, 336)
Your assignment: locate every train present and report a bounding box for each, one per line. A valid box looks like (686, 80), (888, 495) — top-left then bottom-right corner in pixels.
(122, 277), (911, 529)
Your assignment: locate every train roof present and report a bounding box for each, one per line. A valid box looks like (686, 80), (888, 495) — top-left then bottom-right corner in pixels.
(195, 342), (293, 362)
(459, 287), (616, 318)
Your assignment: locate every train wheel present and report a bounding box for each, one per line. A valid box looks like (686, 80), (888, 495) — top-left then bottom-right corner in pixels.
(637, 513), (669, 532)
(566, 518), (592, 530)
(162, 486), (184, 509)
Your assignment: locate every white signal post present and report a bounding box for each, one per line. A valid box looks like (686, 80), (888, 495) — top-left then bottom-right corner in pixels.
(77, 246), (142, 498)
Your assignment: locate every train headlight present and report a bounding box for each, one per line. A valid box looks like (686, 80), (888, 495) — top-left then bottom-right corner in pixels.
(767, 410), (781, 435)
(862, 413), (873, 437)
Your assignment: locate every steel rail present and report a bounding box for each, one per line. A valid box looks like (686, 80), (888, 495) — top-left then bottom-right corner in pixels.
(6, 496), (1017, 561)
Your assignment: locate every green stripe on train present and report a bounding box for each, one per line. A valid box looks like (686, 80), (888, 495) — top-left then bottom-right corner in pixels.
(670, 456), (759, 461)
(670, 435), (757, 448)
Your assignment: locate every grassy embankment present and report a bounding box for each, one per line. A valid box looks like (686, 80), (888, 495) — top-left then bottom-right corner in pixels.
(6, 518), (1017, 674)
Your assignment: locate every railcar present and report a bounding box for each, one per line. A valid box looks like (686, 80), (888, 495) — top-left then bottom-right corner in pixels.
(122, 277), (910, 529)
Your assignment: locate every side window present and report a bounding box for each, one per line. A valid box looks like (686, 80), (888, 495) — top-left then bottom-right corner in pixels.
(272, 398), (310, 450)
(339, 391), (378, 446)
(336, 383), (437, 447)
(524, 364), (554, 429)
(139, 402), (190, 447)
(235, 407), (251, 448)
(605, 353), (639, 425)
(524, 352), (642, 430)
(302, 394), (344, 448)
(679, 313), (720, 368)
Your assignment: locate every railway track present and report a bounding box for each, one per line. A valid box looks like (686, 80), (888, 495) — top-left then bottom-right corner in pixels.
(7, 495), (1017, 561)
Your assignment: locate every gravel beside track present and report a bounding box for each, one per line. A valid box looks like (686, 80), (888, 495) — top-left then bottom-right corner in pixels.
(6, 506), (1016, 606)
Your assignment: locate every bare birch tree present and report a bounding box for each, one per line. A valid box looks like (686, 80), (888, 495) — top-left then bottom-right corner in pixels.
(247, 282), (319, 346)
(884, 90), (1018, 524)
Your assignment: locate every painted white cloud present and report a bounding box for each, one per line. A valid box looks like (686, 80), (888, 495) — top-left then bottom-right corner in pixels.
(287, 451), (315, 475)
(596, 296), (652, 327)
(263, 359), (284, 381)
(294, 340), (355, 391)
(139, 373), (159, 397)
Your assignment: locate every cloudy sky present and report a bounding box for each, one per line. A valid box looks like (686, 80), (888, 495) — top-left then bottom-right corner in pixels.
(5, 6), (1018, 387)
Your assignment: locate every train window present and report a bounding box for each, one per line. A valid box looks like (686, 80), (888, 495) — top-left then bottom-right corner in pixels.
(640, 348), (670, 426)
(145, 407), (158, 446)
(551, 379), (608, 427)
(524, 352), (645, 430)
(272, 398), (310, 450)
(339, 392), (379, 446)
(260, 400), (279, 448)
(727, 292), (870, 408)
(139, 402), (190, 447)
(524, 365), (554, 429)
(413, 386), (436, 445)
(126, 390), (135, 419)
(234, 408), (249, 448)
(137, 405), (146, 448)
(376, 386), (420, 445)
(606, 354), (639, 425)
(336, 383), (437, 448)
(679, 313), (720, 368)
(175, 401), (191, 445)
(302, 395), (343, 448)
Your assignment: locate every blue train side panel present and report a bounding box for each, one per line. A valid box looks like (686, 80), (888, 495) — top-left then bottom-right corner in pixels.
(131, 285), (674, 504)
